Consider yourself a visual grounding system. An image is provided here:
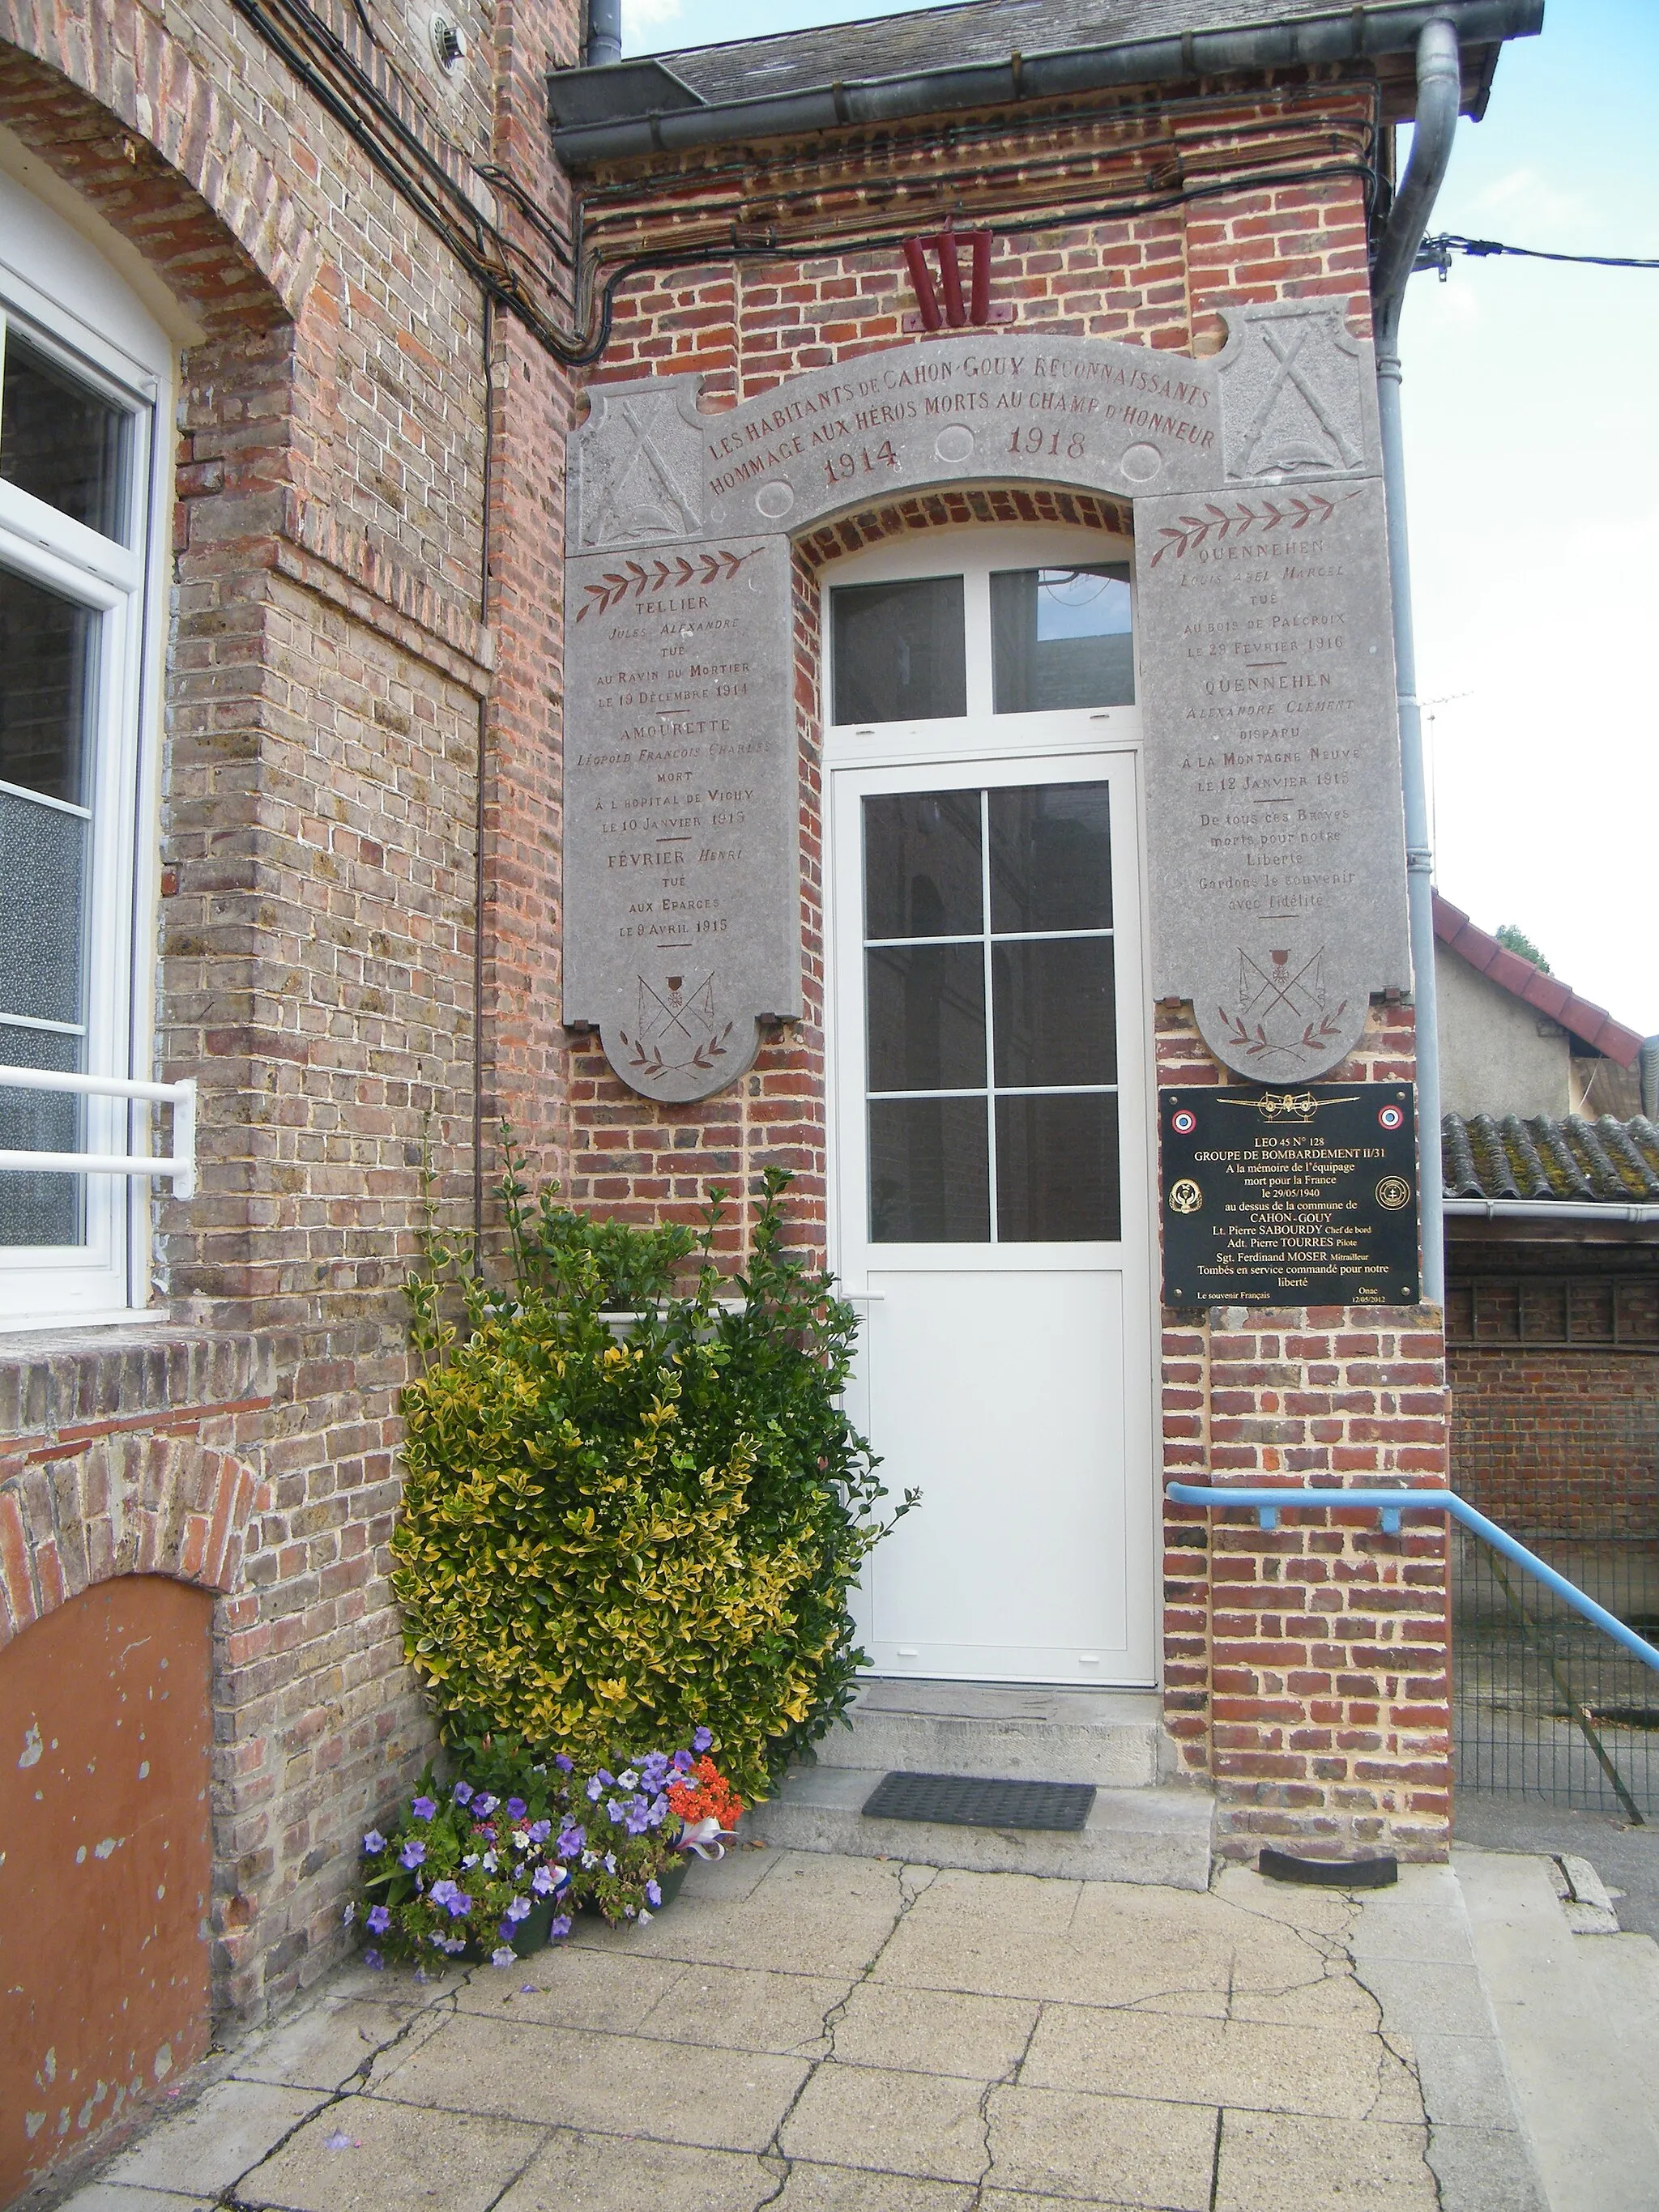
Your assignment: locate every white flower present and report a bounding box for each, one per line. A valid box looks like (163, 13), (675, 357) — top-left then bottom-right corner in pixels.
(481, 1851), (498, 1872)
(513, 1828), (531, 1852)
(462, 1852), (480, 1869)
(617, 1769), (639, 1790)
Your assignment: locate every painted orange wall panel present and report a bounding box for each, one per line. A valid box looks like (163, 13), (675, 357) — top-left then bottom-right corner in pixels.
(0, 1575), (213, 2199)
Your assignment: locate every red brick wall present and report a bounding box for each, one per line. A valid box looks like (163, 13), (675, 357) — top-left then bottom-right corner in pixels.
(559, 89), (1448, 1861)
(1449, 1346), (1659, 1536)
(0, 0), (584, 2084)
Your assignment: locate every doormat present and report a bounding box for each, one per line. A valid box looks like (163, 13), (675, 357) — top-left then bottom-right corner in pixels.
(861, 1771), (1096, 1831)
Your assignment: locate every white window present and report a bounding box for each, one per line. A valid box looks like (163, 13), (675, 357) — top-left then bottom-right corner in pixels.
(0, 161), (175, 1326)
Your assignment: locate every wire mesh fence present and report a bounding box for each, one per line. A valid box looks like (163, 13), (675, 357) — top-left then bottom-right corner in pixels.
(1452, 1524), (1659, 1822)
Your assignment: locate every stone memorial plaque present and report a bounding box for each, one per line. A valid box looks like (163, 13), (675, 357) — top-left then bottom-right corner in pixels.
(1137, 473), (1410, 1081)
(561, 533), (800, 1100)
(1160, 1085), (1419, 1308)
(702, 334), (1225, 532)
(565, 309), (1409, 1101)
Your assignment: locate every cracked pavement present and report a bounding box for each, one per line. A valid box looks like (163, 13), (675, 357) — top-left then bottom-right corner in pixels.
(62, 1849), (1448, 2212)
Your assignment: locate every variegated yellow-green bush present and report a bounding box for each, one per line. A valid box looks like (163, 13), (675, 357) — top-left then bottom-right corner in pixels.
(391, 1162), (914, 1800)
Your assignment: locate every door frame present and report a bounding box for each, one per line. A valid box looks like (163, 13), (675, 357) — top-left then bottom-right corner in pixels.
(818, 522), (1163, 1686)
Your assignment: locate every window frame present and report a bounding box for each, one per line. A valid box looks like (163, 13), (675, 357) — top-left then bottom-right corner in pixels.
(0, 190), (173, 1329)
(821, 522), (1141, 770)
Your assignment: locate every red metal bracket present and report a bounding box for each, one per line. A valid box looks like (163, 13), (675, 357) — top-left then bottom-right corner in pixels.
(902, 229), (1006, 330)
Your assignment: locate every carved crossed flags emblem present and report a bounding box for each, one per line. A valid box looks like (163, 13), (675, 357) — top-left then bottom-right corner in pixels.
(585, 397), (702, 548)
(1234, 324), (1362, 474)
(1238, 945), (1328, 1023)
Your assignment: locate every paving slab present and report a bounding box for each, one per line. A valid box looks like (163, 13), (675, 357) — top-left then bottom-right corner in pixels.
(237, 2091), (543, 2211)
(1021, 2005), (1388, 2118)
(97, 2081), (325, 2197)
(373, 2009), (811, 2149)
(984, 2081), (1218, 2208)
(1454, 1844), (1659, 2212)
(1212, 2110), (1438, 2212)
(490, 2129), (776, 2212)
(829, 1983), (1038, 2078)
(778, 2061), (992, 2182)
(65, 1848), (1477, 2212)
(57, 2189), (217, 2212)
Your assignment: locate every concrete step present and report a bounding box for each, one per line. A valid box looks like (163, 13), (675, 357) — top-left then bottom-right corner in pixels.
(812, 1678), (1170, 1788)
(746, 1762), (1215, 1890)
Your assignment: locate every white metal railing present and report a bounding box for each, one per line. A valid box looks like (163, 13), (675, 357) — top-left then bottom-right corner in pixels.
(0, 1066), (197, 1200)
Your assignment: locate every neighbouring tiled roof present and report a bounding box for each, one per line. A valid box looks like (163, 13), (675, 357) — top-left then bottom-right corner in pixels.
(1443, 1113), (1659, 1203)
(650, 0), (1361, 109)
(1434, 891), (1645, 1069)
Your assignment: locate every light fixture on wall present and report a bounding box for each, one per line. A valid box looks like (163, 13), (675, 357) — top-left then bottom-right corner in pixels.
(430, 14), (465, 70)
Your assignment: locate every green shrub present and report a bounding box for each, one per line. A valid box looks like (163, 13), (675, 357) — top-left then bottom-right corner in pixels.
(390, 1155), (914, 1799)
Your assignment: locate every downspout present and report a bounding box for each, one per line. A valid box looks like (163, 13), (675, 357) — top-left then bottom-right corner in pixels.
(585, 0), (621, 70)
(1371, 17), (1462, 1307)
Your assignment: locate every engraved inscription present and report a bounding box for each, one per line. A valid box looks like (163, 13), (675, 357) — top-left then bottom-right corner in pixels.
(1138, 474), (1408, 1080)
(562, 536), (799, 1101)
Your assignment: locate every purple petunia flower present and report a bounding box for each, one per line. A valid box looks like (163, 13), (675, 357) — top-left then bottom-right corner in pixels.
(548, 1912), (573, 1939)
(586, 1776), (604, 1802)
(554, 1753), (574, 1773)
(639, 1753), (670, 1791)
(505, 1896), (532, 1923)
(363, 1830), (387, 1854)
(412, 1796), (437, 1822)
(645, 1878), (662, 1907)
(603, 1852), (617, 1874)
(531, 1864), (559, 1896)
(491, 1946), (516, 1968)
(399, 1839), (427, 1869)
(366, 1903), (391, 1934)
(364, 1949), (384, 1970)
(505, 1796), (527, 1821)
(452, 1781), (474, 1806)
(557, 1825), (585, 1860)
(528, 1818), (552, 1844)
(624, 1796), (655, 1837)
(473, 1793), (497, 1817)
(693, 1725), (714, 1753)
(672, 1749), (696, 1775)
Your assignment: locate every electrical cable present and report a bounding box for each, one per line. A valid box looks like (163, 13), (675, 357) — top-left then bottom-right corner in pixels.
(1417, 232), (1659, 275)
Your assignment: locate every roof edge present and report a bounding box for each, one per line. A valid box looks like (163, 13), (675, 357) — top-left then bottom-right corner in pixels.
(548, 0), (1544, 166)
(1433, 890), (1645, 1068)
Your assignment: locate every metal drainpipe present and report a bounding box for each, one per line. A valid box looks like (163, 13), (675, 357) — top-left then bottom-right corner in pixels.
(586, 0), (621, 69)
(1371, 17), (1462, 1308)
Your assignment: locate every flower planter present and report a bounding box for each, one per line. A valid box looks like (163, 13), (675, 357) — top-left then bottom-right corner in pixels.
(461, 1894), (557, 1963)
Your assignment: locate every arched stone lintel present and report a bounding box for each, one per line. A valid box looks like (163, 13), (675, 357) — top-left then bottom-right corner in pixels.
(0, 1433), (264, 1653)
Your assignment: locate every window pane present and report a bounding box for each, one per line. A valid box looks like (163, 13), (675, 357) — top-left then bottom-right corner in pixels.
(870, 1097), (989, 1242)
(989, 782), (1112, 933)
(864, 791), (982, 940)
(0, 334), (130, 543)
(867, 944), (985, 1093)
(993, 938), (1117, 1088)
(832, 576), (966, 724)
(0, 565), (94, 805)
(0, 1024), (83, 1247)
(0, 789), (87, 1026)
(992, 565), (1133, 711)
(996, 1093), (1120, 1242)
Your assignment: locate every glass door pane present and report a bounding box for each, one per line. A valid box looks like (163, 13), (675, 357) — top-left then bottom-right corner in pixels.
(862, 779), (1120, 1245)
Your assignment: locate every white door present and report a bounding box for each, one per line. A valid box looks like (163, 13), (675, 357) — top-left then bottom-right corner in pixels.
(826, 536), (1156, 1686)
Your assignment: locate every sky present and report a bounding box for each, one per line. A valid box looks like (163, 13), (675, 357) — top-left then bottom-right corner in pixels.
(620, 0), (1659, 1038)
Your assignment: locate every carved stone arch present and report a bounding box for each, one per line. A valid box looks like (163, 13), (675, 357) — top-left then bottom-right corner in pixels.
(0, 1433), (264, 1655)
(0, 6), (316, 327)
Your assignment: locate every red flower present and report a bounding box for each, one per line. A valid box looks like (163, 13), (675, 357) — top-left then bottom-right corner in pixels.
(667, 1756), (743, 1831)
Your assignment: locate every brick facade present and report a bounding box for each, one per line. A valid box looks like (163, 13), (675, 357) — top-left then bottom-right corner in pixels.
(0, 7), (1454, 2184)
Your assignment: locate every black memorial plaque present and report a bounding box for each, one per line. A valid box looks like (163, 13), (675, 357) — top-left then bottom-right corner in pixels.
(1160, 1085), (1419, 1308)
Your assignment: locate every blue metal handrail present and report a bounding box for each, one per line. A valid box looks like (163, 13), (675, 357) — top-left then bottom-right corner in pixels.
(1166, 1483), (1659, 1677)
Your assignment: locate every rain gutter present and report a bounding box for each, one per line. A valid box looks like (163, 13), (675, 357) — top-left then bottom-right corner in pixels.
(1444, 1199), (1659, 1225)
(1369, 15), (1462, 1309)
(550, 0), (1544, 163)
